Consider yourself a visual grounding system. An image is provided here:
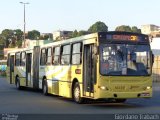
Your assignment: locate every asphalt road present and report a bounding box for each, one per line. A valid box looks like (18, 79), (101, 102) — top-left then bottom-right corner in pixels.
(0, 77), (160, 114)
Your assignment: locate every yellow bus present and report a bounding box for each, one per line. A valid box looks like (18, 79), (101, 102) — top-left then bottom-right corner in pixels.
(7, 31), (154, 103)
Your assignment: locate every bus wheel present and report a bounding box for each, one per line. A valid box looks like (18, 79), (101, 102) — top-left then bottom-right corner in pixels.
(43, 81), (48, 95)
(73, 82), (83, 104)
(115, 99), (126, 103)
(16, 77), (21, 90)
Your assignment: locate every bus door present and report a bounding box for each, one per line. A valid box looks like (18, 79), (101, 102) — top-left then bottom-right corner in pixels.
(26, 53), (32, 86)
(10, 55), (14, 84)
(33, 46), (40, 89)
(83, 44), (96, 97)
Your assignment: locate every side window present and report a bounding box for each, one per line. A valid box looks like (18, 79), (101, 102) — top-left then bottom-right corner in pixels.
(15, 52), (20, 66)
(46, 47), (52, 65)
(21, 52), (26, 66)
(40, 48), (47, 65)
(61, 45), (71, 65)
(53, 47), (60, 65)
(71, 43), (82, 64)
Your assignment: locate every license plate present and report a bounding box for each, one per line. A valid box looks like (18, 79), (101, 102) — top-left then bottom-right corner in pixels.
(140, 93), (150, 97)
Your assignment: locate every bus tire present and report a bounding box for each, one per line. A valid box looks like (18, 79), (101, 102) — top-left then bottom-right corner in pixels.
(16, 77), (21, 90)
(43, 81), (48, 96)
(115, 99), (126, 103)
(73, 82), (83, 104)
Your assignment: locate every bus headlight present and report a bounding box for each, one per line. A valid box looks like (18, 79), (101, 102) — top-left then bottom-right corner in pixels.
(146, 86), (151, 90)
(99, 86), (108, 90)
(144, 86), (151, 90)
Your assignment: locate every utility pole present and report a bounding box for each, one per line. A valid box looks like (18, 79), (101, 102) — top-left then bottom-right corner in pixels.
(20, 2), (29, 47)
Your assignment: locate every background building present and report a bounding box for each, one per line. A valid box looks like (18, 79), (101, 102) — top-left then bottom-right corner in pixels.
(22, 39), (53, 48)
(41, 33), (53, 40)
(141, 24), (160, 37)
(53, 30), (73, 40)
(150, 38), (160, 82)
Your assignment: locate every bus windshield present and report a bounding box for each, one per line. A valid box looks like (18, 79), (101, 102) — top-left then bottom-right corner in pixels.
(100, 44), (151, 76)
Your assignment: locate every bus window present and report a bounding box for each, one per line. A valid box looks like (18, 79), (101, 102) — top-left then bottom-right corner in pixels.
(53, 46), (60, 65)
(21, 52), (26, 66)
(61, 45), (70, 65)
(71, 43), (82, 65)
(15, 52), (20, 66)
(100, 44), (151, 76)
(40, 48), (47, 65)
(46, 47), (52, 65)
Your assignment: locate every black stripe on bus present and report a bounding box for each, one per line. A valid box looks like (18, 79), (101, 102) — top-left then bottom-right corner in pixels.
(46, 79), (82, 84)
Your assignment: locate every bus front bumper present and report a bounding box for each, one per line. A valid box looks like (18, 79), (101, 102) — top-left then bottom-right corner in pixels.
(95, 90), (152, 99)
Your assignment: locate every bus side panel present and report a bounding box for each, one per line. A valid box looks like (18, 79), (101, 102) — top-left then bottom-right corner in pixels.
(6, 67), (10, 83)
(9, 55), (15, 84)
(58, 66), (71, 98)
(70, 64), (83, 96)
(6, 57), (10, 83)
(33, 46), (40, 89)
(50, 66), (59, 95)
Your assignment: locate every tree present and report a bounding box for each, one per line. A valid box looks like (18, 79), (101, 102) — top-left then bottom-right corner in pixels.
(78, 30), (89, 36)
(1, 29), (14, 48)
(72, 30), (78, 38)
(28, 30), (40, 40)
(88, 21), (108, 33)
(131, 26), (141, 33)
(115, 25), (132, 32)
(13, 29), (23, 47)
(0, 34), (5, 59)
(71, 30), (89, 38)
(115, 25), (141, 33)
(14, 29), (23, 40)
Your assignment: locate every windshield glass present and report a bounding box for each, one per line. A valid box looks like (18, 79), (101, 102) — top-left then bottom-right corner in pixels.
(100, 44), (151, 76)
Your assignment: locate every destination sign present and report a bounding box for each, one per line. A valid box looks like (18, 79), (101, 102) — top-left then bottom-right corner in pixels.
(106, 35), (140, 41)
(99, 32), (149, 43)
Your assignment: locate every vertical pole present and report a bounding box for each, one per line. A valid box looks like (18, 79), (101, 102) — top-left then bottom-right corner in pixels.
(24, 4), (26, 45)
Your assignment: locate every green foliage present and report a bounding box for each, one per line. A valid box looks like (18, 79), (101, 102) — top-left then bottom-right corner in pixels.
(88, 21), (108, 33)
(1, 29), (13, 47)
(28, 30), (40, 40)
(115, 25), (141, 33)
(0, 29), (23, 48)
(131, 26), (141, 33)
(71, 30), (89, 38)
(115, 25), (132, 32)
(78, 30), (89, 36)
(72, 30), (78, 38)
(0, 35), (5, 49)
(14, 29), (23, 40)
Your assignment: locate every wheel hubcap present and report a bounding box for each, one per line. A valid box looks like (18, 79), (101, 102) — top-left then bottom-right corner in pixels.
(74, 87), (80, 100)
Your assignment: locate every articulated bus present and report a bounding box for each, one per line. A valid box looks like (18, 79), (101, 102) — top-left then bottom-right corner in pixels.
(7, 31), (154, 103)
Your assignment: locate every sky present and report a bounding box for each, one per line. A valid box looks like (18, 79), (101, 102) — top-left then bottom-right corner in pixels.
(0, 0), (160, 33)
